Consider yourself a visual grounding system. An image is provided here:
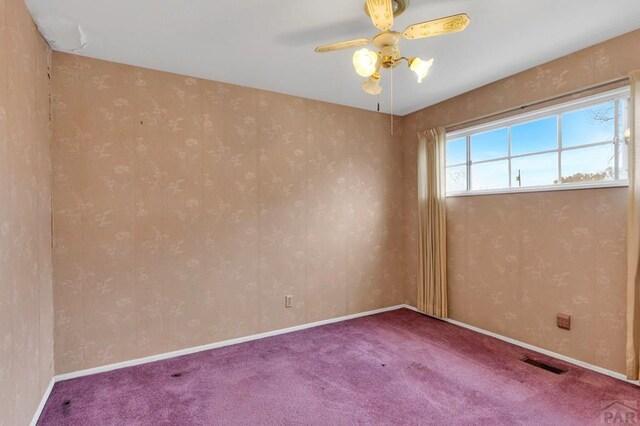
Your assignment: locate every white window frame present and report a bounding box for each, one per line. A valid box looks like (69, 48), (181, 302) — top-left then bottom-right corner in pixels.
(446, 87), (630, 197)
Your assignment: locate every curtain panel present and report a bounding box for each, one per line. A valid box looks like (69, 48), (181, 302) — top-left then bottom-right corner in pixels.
(417, 128), (448, 317)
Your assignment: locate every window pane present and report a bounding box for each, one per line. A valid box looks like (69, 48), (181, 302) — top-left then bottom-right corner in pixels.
(511, 117), (557, 155)
(560, 144), (615, 183)
(471, 160), (509, 190)
(446, 138), (466, 166)
(471, 128), (508, 162)
(562, 102), (615, 147)
(511, 152), (558, 187)
(446, 165), (467, 192)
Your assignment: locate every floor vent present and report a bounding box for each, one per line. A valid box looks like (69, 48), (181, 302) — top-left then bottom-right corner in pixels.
(521, 356), (566, 374)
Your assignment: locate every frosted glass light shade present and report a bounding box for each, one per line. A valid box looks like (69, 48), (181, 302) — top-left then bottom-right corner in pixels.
(409, 57), (434, 83)
(353, 48), (378, 77)
(361, 76), (382, 95)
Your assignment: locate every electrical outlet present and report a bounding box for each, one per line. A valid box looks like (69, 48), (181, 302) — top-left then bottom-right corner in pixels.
(284, 295), (293, 308)
(557, 313), (571, 330)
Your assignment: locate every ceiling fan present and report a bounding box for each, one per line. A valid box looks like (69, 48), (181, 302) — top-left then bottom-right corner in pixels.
(315, 0), (470, 95)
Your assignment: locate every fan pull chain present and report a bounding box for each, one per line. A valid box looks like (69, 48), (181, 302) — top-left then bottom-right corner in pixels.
(390, 66), (394, 135)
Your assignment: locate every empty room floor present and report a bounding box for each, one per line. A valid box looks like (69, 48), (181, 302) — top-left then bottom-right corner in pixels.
(38, 309), (639, 425)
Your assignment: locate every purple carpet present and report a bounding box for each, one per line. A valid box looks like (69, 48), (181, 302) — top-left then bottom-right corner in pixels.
(39, 309), (639, 425)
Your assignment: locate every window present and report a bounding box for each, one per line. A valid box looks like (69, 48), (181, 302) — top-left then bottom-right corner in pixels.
(445, 88), (630, 195)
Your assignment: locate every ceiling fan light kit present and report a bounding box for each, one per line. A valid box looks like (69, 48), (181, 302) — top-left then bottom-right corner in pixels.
(315, 0), (470, 96)
(353, 48), (380, 77)
(361, 73), (383, 95)
(409, 57), (434, 83)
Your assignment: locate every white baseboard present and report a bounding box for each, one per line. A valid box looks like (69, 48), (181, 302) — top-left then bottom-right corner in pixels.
(400, 304), (639, 386)
(54, 303), (639, 386)
(55, 304), (406, 382)
(30, 377), (55, 426)
(34, 302), (638, 423)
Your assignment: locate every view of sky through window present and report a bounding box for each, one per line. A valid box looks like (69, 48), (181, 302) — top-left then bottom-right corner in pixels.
(445, 93), (629, 193)
(562, 103), (615, 147)
(471, 128), (508, 161)
(510, 117), (557, 156)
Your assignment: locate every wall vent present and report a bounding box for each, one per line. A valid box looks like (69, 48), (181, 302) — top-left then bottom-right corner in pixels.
(557, 313), (571, 330)
(521, 356), (567, 374)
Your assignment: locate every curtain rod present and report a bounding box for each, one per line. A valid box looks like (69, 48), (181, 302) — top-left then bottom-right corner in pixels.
(444, 76), (630, 132)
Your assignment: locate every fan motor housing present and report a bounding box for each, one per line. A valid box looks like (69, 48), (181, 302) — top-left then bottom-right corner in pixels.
(364, 0), (409, 18)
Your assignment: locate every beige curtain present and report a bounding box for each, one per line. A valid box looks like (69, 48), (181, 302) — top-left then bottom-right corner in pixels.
(627, 70), (640, 380)
(417, 128), (448, 318)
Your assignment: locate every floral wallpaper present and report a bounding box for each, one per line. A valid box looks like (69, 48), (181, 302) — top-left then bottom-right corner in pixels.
(0, 0), (54, 424)
(403, 29), (640, 374)
(47, 22), (640, 378)
(51, 53), (404, 374)
(446, 189), (627, 373)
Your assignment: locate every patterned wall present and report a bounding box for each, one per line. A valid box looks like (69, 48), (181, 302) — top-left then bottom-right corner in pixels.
(51, 53), (404, 374)
(447, 189), (627, 372)
(48, 24), (640, 377)
(0, 0), (53, 424)
(403, 29), (640, 373)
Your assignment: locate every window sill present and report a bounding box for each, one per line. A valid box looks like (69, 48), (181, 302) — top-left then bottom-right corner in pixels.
(446, 180), (629, 198)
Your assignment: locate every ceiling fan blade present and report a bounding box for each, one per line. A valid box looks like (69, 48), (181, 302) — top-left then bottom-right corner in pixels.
(365, 0), (394, 31)
(314, 38), (371, 53)
(402, 13), (470, 40)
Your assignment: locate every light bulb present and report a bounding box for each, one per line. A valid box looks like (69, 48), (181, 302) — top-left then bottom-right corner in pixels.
(409, 57), (434, 83)
(361, 75), (382, 96)
(353, 48), (378, 78)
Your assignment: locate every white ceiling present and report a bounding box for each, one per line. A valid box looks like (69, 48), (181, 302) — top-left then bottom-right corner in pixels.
(26, 0), (640, 116)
